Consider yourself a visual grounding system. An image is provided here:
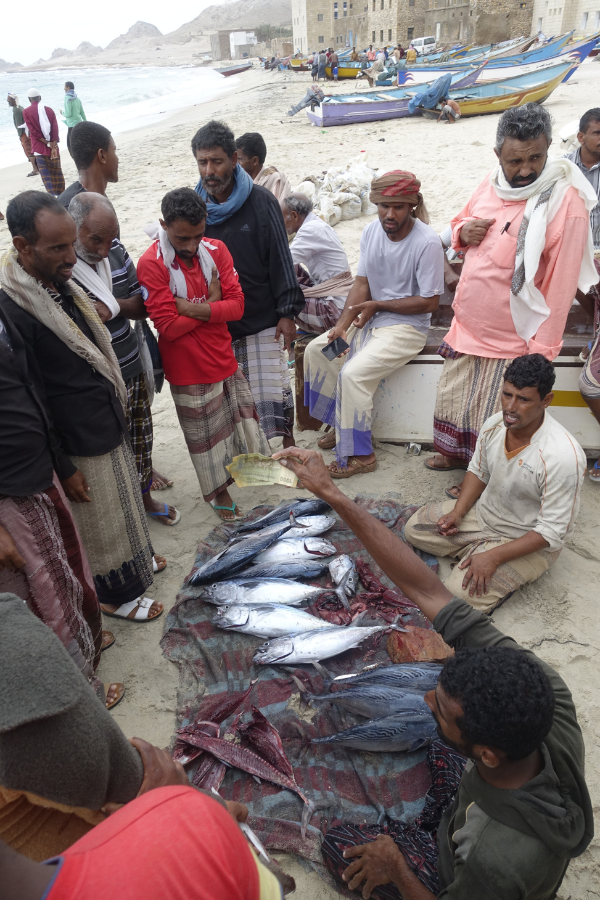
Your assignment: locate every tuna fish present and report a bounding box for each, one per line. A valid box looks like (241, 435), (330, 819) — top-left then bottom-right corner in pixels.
(201, 579), (324, 607)
(311, 713), (437, 752)
(329, 555), (358, 596)
(233, 498), (332, 535)
(233, 560), (331, 581)
(188, 521), (292, 585)
(253, 538), (337, 566)
(305, 684), (431, 719)
(212, 603), (336, 638)
(253, 624), (400, 666)
(285, 515), (337, 539)
(333, 662), (443, 692)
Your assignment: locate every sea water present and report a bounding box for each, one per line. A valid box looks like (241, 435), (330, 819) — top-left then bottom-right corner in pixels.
(0, 66), (240, 169)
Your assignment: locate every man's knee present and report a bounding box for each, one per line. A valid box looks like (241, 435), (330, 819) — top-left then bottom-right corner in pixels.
(405, 509), (422, 547)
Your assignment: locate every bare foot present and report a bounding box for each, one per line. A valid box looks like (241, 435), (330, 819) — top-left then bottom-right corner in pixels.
(425, 453), (468, 471)
(150, 468), (173, 491)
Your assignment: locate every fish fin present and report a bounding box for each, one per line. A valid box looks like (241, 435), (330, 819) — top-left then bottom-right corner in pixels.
(253, 775), (262, 785)
(376, 804), (387, 826)
(353, 609), (368, 625)
(387, 623), (408, 632)
(312, 661), (333, 682)
(291, 674), (307, 695)
(335, 570), (352, 610)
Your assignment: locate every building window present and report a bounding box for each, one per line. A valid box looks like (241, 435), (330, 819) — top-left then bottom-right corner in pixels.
(595, 11), (600, 27)
(381, 0), (384, 7)
(388, 28), (392, 38)
(407, 26), (414, 38)
(373, 0), (376, 9)
(319, 35), (325, 42)
(581, 10), (589, 26)
(318, 12), (324, 19)
(409, 0), (415, 5)
(380, 28), (384, 39)
(373, 30), (376, 40)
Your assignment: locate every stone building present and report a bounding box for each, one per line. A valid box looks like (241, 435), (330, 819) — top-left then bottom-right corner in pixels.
(292, 0), (370, 53)
(530, 0), (600, 37)
(423, 0), (533, 46)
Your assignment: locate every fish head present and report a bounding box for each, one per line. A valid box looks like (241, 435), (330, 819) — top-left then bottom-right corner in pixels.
(253, 637), (295, 664)
(212, 605), (250, 628)
(305, 538), (337, 557)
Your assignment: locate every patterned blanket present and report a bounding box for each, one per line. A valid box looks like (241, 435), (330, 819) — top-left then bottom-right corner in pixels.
(160, 494), (439, 885)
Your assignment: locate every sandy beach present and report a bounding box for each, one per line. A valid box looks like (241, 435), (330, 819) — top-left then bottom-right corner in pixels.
(1, 60), (599, 898)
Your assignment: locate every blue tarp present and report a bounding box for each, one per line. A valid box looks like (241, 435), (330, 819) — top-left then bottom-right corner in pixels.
(408, 73), (453, 114)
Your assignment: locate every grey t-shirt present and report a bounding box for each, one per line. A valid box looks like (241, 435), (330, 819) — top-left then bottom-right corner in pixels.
(356, 217), (444, 334)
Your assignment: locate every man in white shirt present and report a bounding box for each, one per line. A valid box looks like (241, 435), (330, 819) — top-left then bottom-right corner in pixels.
(281, 192), (353, 334)
(304, 170), (444, 477)
(406, 354), (585, 612)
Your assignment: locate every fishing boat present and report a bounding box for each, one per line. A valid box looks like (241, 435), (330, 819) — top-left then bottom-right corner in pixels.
(216, 63), (253, 77)
(306, 60), (573, 127)
(401, 31), (572, 73)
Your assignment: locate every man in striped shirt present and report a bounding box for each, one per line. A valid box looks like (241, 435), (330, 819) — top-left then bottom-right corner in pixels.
(564, 107), (600, 251)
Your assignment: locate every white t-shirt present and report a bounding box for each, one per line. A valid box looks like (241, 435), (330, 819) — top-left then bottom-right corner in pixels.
(468, 411), (586, 552)
(356, 217), (444, 334)
(291, 212), (350, 309)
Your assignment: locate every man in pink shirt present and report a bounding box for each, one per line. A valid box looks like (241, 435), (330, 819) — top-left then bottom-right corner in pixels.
(426, 103), (597, 489)
(22, 88), (65, 196)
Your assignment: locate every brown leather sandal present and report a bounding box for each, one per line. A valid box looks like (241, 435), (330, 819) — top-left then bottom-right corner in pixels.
(318, 431), (336, 450)
(328, 456), (378, 478)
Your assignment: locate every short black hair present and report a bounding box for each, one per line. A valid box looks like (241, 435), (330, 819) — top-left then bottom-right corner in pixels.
(235, 132), (267, 165)
(65, 81), (74, 90)
(70, 121), (112, 171)
(440, 646), (555, 760)
(6, 191), (68, 243)
(161, 188), (207, 226)
(504, 353), (555, 399)
(191, 119), (236, 158)
(579, 107), (600, 134)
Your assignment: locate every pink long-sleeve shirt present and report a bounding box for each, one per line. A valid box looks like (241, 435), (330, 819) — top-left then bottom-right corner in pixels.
(445, 173), (589, 360)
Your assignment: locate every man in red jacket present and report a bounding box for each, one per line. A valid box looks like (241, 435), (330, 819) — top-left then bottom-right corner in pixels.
(23, 88), (65, 196)
(138, 188), (269, 521)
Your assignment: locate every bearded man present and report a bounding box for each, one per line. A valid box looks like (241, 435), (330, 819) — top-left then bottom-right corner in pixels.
(426, 103), (597, 494)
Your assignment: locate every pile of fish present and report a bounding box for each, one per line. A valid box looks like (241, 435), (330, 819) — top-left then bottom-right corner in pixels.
(303, 662), (442, 753)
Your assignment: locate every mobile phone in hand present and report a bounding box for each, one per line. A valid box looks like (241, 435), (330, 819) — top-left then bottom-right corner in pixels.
(322, 336), (350, 360)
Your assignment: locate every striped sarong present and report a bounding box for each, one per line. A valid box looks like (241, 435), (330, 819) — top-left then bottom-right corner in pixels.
(36, 155), (65, 197)
(233, 326), (294, 441)
(0, 474), (102, 694)
(304, 323), (426, 463)
(171, 367), (269, 502)
(68, 436), (154, 606)
(433, 344), (510, 463)
(125, 372), (153, 494)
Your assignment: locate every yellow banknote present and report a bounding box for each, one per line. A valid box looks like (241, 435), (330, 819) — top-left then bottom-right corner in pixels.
(226, 454), (298, 488)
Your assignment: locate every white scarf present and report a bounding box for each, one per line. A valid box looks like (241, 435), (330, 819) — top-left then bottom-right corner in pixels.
(491, 158), (598, 344)
(143, 221), (218, 298)
(36, 102), (52, 142)
(72, 257), (121, 319)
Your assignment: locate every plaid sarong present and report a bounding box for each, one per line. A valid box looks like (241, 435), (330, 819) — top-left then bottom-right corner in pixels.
(19, 132), (33, 160)
(0, 474), (102, 694)
(68, 436), (154, 606)
(171, 367), (269, 502)
(232, 326), (294, 441)
(433, 344), (509, 463)
(125, 372), (153, 494)
(36, 155), (65, 197)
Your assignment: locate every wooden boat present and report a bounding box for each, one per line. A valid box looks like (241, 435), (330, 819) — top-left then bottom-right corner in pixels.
(307, 60), (573, 127)
(306, 66), (483, 127)
(402, 31), (572, 72)
(216, 64), (253, 77)
(289, 58), (311, 72)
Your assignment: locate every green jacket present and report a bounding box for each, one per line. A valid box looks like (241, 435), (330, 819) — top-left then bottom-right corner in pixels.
(434, 598), (593, 899)
(62, 96), (86, 128)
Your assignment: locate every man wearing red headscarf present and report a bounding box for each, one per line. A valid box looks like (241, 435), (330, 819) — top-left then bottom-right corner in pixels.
(303, 170), (444, 477)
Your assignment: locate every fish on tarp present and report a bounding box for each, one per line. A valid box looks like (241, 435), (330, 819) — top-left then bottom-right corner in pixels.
(305, 684), (431, 719)
(253, 623), (399, 666)
(212, 603), (336, 638)
(329, 555), (358, 596)
(234, 498), (332, 535)
(311, 713), (437, 752)
(234, 560), (331, 581)
(286, 515), (336, 538)
(253, 538), (337, 566)
(188, 521), (292, 585)
(333, 662), (443, 692)
(201, 578), (324, 607)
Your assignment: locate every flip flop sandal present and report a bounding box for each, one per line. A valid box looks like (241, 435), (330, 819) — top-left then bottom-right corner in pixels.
(152, 556), (167, 573)
(424, 456), (468, 472)
(445, 485), (462, 500)
(105, 683), (125, 710)
(101, 597), (163, 622)
(101, 630), (115, 651)
(589, 459), (600, 482)
(329, 457), (378, 479)
(146, 503), (181, 526)
(211, 500), (244, 521)
(318, 431), (336, 450)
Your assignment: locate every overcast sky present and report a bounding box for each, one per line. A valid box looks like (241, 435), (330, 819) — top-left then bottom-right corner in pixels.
(1, 0), (221, 66)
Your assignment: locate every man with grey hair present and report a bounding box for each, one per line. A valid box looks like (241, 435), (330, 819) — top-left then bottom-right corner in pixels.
(69, 193), (179, 541)
(426, 102), (597, 496)
(281, 192), (353, 334)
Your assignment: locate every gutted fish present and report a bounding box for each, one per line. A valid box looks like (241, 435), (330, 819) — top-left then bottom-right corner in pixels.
(253, 624), (394, 666)
(202, 579), (323, 607)
(189, 521), (292, 585)
(234, 499), (332, 535)
(329, 555), (358, 596)
(306, 684), (431, 719)
(286, 515), (336, 539)
(212, 603), (335, 638)
(311, 713), (437, 752)
(253, 538), (337, 566)
(334, 662), (443, 692)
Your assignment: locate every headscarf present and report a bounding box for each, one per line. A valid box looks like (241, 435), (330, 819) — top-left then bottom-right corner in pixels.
(143, 220), (219, 297)
(65, 88), (77, 100)
(7, 92), (18, 103)
(194, 164), (254, 226)
(369, 170), (430, 223)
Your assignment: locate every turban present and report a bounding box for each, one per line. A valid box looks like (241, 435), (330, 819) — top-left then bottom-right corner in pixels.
(7, 92), (18, 102)
(369, 170), (429, 223)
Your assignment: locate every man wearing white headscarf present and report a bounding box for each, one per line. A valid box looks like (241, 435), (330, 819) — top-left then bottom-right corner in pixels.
(23, 88), (65, 196)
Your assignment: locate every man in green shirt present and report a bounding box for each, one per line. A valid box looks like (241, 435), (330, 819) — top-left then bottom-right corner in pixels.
(6, 92), (38, 176)
(60, 81), (86, 157)
(272, 446), (594, 900)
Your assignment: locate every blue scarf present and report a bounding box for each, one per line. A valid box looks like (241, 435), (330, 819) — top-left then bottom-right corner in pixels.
(65, 89), (77, 100)
(194, 164), (253, 225)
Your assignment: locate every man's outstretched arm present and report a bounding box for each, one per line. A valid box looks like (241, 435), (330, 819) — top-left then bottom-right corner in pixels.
(273, 448), (453, 622)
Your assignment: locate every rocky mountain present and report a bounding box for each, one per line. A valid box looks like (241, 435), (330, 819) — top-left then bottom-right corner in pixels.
(167, 0), (292, 42)
(106, 21), (162, 51)
(0, 58), (23, 70)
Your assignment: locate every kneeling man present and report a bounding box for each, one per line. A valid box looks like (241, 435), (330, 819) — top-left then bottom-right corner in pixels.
(406, 354), (585, 612)
(304, 170), (443, 477)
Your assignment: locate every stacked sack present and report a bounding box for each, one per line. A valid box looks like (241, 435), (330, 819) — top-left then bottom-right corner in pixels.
(294, 152), (379, 227)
